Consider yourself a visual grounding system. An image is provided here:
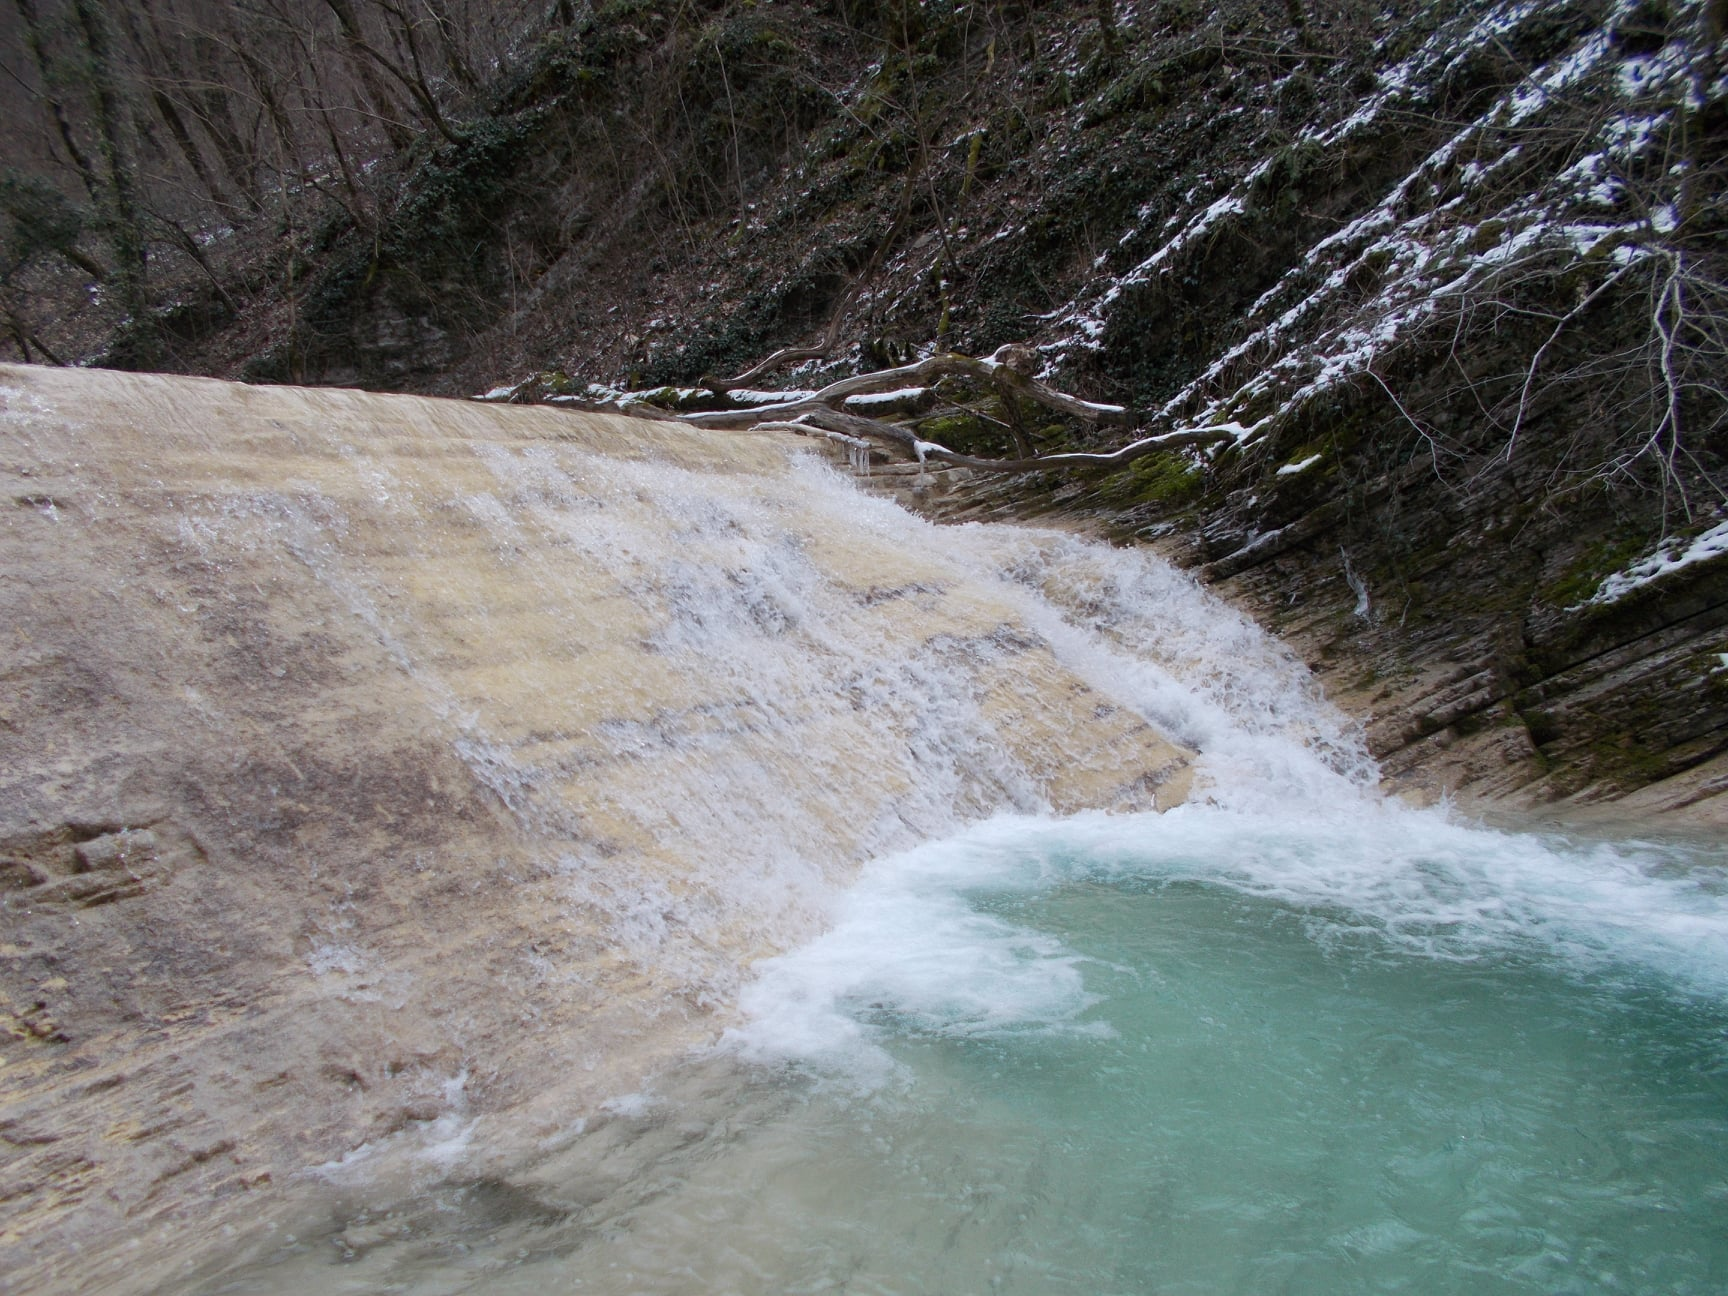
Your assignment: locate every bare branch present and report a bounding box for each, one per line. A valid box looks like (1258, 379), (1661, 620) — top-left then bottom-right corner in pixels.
(491, 343), (1230, 478)
(680, 346), (1131, 430)
(895, 425), (1239, 473)
(1497, 259), (1640, 466)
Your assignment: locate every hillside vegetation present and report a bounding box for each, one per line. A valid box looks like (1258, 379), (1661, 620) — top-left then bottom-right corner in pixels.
(4, 0), (1727, 808)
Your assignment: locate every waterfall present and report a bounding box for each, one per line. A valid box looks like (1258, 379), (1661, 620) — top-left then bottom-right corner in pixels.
(4, 364), (1723, 1296)
(0, 362), (1224, 1291)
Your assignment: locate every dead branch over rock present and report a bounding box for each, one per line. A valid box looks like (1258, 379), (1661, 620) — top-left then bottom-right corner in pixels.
(480, 343), (1242, 474)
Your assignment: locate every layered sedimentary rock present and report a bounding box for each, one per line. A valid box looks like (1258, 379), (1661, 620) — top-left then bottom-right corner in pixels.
(0, 364), (1189, 1294)
(870, 457), (1728, 827)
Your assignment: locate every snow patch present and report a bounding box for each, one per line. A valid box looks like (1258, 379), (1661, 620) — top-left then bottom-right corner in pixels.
(844, 387), (930, 409)
(731, 388), (818, 405)
(1587, 522), (1728, 606)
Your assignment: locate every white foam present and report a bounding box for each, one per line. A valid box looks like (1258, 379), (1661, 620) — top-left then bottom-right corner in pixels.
(726, 830), (1101, 1082)
(729, 805), (1728, 1085)
(937, 523), (1377, 808)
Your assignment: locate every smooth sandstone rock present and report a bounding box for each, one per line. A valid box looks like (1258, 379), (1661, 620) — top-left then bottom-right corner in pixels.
(0, 364), (1189, 1294)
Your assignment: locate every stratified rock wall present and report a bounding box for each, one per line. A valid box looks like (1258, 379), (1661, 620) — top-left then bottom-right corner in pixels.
(883, 453), (1728, 824)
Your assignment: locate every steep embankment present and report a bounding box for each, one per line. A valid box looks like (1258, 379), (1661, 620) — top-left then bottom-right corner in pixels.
(0, 363), (1193, 1293)
(21, 0), (1727, 811)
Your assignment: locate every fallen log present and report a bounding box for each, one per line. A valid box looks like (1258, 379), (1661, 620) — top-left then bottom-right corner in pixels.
(478, 343), (1243, 475)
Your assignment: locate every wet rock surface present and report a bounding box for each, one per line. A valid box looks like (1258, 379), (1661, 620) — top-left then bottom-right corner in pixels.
(876, 449), (1728, 825)
(0, 363), (1191, 1295)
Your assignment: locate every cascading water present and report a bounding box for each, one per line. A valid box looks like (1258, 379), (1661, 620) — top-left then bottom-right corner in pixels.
(187, 438), (1724, 1296)
(2, 368), (1722, 1295)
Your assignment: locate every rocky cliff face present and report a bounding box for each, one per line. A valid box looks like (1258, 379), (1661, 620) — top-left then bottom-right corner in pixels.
(886, 456), (1728, 823)
(0, 364), (1192, 1293)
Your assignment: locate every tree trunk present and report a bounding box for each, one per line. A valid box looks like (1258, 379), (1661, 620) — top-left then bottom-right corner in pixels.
(69, 0), (152, 325)
(122, 1), (240, 214)
(12, 0), (105, 205)
(1096, 0), (1120, 56)
(420, 0), (479, 93)
(321, 0), (415, 152)
(179, 22), (264, 214)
